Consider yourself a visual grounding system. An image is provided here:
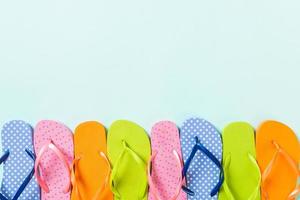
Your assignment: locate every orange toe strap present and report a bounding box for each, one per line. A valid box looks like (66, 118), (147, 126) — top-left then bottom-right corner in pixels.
(91, 152), (111, 200)
(261, 141), (300, 200)
(71, 156), (82, 199)
(71, 152), (111, 200)
(288, 186), (300, 200)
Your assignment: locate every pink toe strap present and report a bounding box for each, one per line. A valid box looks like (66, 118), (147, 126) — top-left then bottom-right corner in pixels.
(35, 140), (71, 194)
(147, 150), (185, 200)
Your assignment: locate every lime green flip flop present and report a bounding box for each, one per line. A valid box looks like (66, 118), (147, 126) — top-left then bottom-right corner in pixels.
(218, 122), (261, 200)
(107, 120), (151, 200)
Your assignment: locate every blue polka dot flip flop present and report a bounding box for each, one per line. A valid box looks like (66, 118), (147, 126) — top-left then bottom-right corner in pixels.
(0, 128), (3, 185)
(180, 118), (224, 200)
(0, 120), (40, 200)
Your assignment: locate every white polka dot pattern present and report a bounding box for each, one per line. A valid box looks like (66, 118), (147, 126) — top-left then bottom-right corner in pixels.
(180, 118), (222, 200)
(34, 120), (74, 200)
(0, 120), (40, 200)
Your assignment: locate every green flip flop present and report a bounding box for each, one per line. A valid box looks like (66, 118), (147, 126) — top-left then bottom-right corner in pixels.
(218, 122), (261, 200)
(107, 120), (151, 200)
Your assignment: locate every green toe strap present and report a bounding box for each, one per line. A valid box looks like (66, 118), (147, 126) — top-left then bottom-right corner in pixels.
(109, 141), (148, 200)
(223, 153), (261, 200)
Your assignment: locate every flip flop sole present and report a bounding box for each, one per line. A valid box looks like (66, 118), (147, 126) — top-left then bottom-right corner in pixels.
(1, 120), (40, 200)
(180, 118), (222, 200)
(218, 122), (260, 200)
(256, 120), (300, 200)
(149, 121), (187, 200)
(71, 121), (113, 200)
(107, 120), (151, 200)
(34, 120), (74, 200)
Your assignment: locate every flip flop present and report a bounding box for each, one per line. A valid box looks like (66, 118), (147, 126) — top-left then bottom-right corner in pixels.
(0, 126), (3, 186)
(180, 118), (223, 200)
(218, 122), (261, 200)
(107, 120), (151, 200)
(148, 121), (187, 200)
(0, 120), (40, 200)
(34, 120), (74, 200)
(256, 120), (300, 200)
(71, 121), (113, 200)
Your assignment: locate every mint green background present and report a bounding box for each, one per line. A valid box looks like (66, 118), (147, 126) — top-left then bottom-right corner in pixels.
(0, 0), (300, 134)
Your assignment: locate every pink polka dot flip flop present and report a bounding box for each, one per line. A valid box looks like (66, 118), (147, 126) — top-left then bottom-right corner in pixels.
(34, 120), (74, 200)
(148, 121), (187, 200)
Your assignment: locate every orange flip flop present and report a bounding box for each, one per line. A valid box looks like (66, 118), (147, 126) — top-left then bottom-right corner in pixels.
(256, 120), (300, 200)
(71, 121), (113, 200)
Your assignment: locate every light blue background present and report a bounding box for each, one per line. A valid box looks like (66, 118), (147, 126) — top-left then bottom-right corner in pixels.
(0, 0), (300, 195)
(0, 0), (300, 136)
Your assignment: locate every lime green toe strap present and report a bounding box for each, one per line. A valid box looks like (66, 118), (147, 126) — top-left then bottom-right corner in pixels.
(109, 140), (148, 199)
(223, 153), (261, 200)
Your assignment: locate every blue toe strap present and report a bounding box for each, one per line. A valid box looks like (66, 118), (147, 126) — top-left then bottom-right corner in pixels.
(0, 151), (10, 200)
(0, 151), (9, 164)
(0, 149), (36, 200)
(182, 136), (224, 197)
